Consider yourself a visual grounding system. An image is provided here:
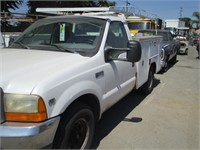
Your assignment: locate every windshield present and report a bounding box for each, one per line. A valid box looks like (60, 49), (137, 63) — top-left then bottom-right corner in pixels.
(10, 16), (106, 57)
(128, 22), (151, 30)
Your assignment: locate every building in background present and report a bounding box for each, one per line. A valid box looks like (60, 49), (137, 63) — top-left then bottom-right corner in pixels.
(165, 19), (185, 28)
(165, 19), (189, 39)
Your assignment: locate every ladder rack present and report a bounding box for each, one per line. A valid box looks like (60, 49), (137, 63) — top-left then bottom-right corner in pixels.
(36, 7), (132, 16)
(36, 6), (158, 20)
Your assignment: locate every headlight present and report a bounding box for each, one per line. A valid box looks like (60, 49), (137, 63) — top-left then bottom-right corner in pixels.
(3, 94), (47, 122)
(160, 48), (165, 60)
(131, 33), (135, 37)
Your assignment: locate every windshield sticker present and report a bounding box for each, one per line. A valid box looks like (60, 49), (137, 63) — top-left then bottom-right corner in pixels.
(60, 24), (65, 41)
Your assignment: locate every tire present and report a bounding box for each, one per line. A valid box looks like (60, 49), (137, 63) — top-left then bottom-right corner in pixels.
(140, 67), (154, 95)
(53, 102), (95, 149)
(185, 49), (188, 55)
(162, 60), (168, 72)
(171, 54), (177, 64)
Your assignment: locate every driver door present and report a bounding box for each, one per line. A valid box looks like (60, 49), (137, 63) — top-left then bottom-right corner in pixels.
(102, 21), (136, 110)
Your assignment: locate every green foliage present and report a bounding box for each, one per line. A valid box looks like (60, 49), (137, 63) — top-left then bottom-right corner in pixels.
(192, 12), (200, 19)
(180, 12), (200, 29)
(179, 17), (192, 28)
(192, 11), (200, 29)
(1, 1), (24, 31)
(1, 1), (23, 13)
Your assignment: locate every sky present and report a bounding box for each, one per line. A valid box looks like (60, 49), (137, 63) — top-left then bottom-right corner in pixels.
(114, 0), (200, 19)
(11, 0), (200, 20)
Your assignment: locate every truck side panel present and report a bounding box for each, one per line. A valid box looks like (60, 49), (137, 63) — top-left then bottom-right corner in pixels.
(133, 36), (162, 89)
(135, 39), (149, 89)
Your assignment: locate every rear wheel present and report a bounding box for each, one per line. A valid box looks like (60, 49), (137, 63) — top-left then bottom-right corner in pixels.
(162, 60), (168, 72)
(53, 102), (95, 149)
(171, 54), (177, 64)
(140, 67), (154, 95)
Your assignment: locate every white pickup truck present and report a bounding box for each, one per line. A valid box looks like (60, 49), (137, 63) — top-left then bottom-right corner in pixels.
(0, 14), (162, 149)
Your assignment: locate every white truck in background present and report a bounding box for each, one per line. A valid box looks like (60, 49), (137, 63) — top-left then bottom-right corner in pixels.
(0, 9), (162, 149)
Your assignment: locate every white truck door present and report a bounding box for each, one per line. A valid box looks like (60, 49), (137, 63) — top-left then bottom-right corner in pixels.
(102, 21), (136, 110)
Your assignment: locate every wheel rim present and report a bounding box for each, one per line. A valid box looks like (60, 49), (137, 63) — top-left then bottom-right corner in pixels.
(68, 118), (89, 149)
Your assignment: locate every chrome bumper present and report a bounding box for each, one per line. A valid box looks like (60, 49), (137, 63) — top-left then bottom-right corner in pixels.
(0, 116), (60, 149)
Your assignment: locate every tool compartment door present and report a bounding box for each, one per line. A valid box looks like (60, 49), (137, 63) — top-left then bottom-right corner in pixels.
(135, 38), (150, 89)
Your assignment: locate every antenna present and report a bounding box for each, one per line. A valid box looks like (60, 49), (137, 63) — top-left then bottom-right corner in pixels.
(179, 7), (183, 18)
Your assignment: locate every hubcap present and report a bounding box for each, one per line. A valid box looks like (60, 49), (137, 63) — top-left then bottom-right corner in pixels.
(68, 119), (89, 149)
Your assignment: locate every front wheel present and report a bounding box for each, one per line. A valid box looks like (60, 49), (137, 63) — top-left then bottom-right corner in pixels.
(53, 102), (95, 149)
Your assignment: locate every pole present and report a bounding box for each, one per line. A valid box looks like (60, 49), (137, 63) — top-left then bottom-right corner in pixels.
(125, 0), (130, 12)
(179, 7), (183, 18)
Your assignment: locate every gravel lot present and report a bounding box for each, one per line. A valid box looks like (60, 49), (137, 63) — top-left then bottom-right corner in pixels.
(92, 45), (200, 150)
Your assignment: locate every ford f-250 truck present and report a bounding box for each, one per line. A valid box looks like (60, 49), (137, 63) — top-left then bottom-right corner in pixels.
(0, 14), (162, 149)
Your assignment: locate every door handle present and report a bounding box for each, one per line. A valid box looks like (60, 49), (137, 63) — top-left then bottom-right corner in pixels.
(95, 71), (104, 79)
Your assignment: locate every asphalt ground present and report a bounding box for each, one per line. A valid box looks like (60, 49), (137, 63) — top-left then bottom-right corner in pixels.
(91, 45), (200, 150)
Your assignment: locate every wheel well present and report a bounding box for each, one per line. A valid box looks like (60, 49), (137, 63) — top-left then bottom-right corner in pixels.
(66, 94), (100, 122)
(165, 55), (170, 61)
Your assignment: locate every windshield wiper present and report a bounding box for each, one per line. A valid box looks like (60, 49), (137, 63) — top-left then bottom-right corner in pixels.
(13, 41), (30, 49)
(41, 43), (76, 53)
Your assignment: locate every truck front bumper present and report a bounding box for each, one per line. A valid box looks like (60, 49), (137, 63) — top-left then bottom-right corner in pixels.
(0, 116), (60, 149)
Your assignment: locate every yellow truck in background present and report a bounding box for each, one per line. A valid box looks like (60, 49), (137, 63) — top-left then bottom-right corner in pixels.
(95, 6), (164, 37)
(127, 16), (163, 36)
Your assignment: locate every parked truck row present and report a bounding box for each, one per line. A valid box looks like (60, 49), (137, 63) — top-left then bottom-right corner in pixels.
(0, 7), (177, 149)
(135, 29), (180, 71)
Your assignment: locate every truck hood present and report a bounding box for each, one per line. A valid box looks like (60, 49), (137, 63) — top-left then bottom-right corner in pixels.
(0, 48), (88, 94)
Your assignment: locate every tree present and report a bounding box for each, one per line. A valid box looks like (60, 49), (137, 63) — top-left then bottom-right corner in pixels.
(192, 11), (200, 29)
(179, 17), (192, 29)
(1, 1), (24, 32)
(1, 1), (23, 13)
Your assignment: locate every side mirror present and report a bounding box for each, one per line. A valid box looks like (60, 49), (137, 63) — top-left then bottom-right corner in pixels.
(105, 46), (129, 62)
(104, 40), (141, 64)
(127, 40), (141, 63)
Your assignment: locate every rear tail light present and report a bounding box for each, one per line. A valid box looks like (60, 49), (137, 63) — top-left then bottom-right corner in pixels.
(197, 38), (200, 43)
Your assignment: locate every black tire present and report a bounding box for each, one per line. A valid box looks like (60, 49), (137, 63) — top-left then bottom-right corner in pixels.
(140, 67), (154, 95)
(53, 102), (95, 149)
(185, 49), (188, 55)
(162, 60), (168, 72)
(171, 54), (177, 64)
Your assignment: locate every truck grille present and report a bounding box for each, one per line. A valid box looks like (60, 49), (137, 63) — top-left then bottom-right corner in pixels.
(0, 88), (5, 124)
